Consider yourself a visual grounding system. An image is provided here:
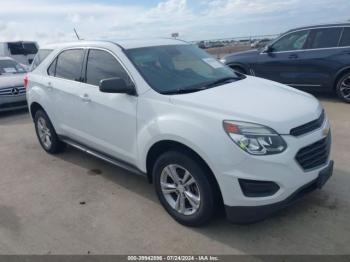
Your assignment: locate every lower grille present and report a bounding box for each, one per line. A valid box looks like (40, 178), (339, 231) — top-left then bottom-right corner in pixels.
(295, 134), (331, 171)
(0, 101), (27, 109)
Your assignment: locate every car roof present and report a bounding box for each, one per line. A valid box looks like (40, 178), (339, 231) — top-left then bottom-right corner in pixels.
(285, 22), (350, 34)
(41, 38), (189, 51)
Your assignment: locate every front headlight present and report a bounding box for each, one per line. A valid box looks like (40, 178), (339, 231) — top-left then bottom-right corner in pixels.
(219, 58), (226, 64)
(223, 120), (287, 155)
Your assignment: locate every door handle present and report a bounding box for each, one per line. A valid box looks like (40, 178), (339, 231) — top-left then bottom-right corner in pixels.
(289, 54), (298, 59)
(80, 94), (91, 103)
(46, 81), (53, 89)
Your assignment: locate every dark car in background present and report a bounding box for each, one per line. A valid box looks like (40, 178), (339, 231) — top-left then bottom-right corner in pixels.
(221, 23), (350, 103)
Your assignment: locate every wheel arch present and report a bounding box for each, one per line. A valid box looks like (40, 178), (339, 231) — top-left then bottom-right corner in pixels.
(29, 102), (46, 120)
(334, 66), (350, 90)
(145, 140), (224, 207)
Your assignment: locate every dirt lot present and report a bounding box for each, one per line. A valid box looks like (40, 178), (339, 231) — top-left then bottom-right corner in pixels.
(0, 94), (349, 255)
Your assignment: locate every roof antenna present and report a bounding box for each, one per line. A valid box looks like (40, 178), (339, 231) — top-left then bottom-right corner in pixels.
(74, 28), (81, 40)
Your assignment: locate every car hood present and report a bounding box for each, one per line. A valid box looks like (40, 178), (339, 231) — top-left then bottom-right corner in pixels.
(169, 76), (322, 135)
(0, 74), (26, 89)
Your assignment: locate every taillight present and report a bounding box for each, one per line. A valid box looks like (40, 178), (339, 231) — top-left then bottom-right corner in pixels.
(24, 75), (29, 89)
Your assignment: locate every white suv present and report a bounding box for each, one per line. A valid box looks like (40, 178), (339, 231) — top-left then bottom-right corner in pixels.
(26, 39), (333, 226)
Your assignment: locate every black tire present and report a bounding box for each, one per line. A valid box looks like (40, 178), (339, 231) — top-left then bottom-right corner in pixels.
(153, 151), (218, 227)
(336, 72), (350, 103)
(34, 110), (65, 154)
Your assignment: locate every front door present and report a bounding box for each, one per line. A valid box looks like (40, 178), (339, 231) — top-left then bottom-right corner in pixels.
(78, 49), (138, 165)
(253, 29), (310, 86)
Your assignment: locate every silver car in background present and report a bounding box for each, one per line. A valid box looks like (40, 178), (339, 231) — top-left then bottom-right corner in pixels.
(0, 57), (27, 112)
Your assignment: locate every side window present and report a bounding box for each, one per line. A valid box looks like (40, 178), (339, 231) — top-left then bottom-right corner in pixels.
(55, 49), (85, 81)
(339, 27), (350, 47)
(308, 28), (342, 49)
(85, 49), (132, 86)
(272, 30), (309, 52)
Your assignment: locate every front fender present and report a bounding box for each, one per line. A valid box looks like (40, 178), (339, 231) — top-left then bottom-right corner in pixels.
(137, 115), (215, 173)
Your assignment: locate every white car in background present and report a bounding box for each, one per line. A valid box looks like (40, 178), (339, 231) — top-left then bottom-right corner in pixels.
(26, 39), (333, 226)
(0, 41), (39, 66)
(0, 57), (27, 112)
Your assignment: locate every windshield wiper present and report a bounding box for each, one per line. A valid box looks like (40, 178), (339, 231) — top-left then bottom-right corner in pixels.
(162, 76), (242, 95)
(204, 76), (241, 88)
(162, 87), (208, 95)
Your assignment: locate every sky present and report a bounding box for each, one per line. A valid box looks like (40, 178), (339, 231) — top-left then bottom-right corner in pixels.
(0, 0), (349, 45)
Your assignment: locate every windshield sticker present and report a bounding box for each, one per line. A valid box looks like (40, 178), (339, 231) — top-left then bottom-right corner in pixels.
(3, 67), (17, 73)
(202, 58), (224, 69)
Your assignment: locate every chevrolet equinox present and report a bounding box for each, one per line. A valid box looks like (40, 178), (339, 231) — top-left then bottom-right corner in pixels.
(26, 39), (333, 226)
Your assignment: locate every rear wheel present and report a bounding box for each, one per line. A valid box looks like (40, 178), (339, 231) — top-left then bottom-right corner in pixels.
(34, 110), (65, 154)
(153, 151), (217, 226)
(336, 72), (350, 103)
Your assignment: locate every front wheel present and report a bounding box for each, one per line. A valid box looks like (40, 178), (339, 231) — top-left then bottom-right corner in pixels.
(153, 151), (218, 226)
(336, 73), (350, 103)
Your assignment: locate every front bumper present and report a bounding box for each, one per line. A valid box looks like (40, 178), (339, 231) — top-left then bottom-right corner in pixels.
(0, 94), (27, 112)
(225, 160), (334, 224)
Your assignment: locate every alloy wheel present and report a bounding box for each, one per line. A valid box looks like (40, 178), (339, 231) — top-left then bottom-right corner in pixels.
(160, 164), (201, 216)
(340, 76), (350, 101)
(37, 116), (52, 149)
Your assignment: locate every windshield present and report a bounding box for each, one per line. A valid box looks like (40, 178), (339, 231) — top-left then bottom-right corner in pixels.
(0, 59), (27, 74)
(125, 44), (243, 94)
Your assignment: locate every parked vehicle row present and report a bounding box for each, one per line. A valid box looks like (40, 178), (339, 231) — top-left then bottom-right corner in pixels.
(221, 23), (350, 103)
(26, 39), (333, 226)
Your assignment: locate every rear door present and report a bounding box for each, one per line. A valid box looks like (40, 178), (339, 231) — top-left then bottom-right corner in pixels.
(292, 27), (343, 90)
(46, 48), (86, 140)
(254, 29), (310, 85)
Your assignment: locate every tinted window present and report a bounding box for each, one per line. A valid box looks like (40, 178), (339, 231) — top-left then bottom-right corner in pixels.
(8, 42), (38, 55)
(22, 43), (38, 54)
(339, 27), (350, 47)
(31, 49), (53, 71)
(55, 49), (84, 81)
(272, 30), (309, 52)
(308, 28), (342, 49)
(86, 49), (132, 86)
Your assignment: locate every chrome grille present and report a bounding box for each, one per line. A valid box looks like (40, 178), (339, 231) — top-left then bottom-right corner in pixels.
(0, 86), (26, 97)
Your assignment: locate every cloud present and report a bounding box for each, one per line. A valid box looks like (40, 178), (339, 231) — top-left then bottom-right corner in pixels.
(0, 0), (348, 44)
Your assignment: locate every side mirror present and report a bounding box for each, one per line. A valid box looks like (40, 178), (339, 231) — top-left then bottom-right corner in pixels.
(99, 77), (135, 95)
(263, 45), (273, 53)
